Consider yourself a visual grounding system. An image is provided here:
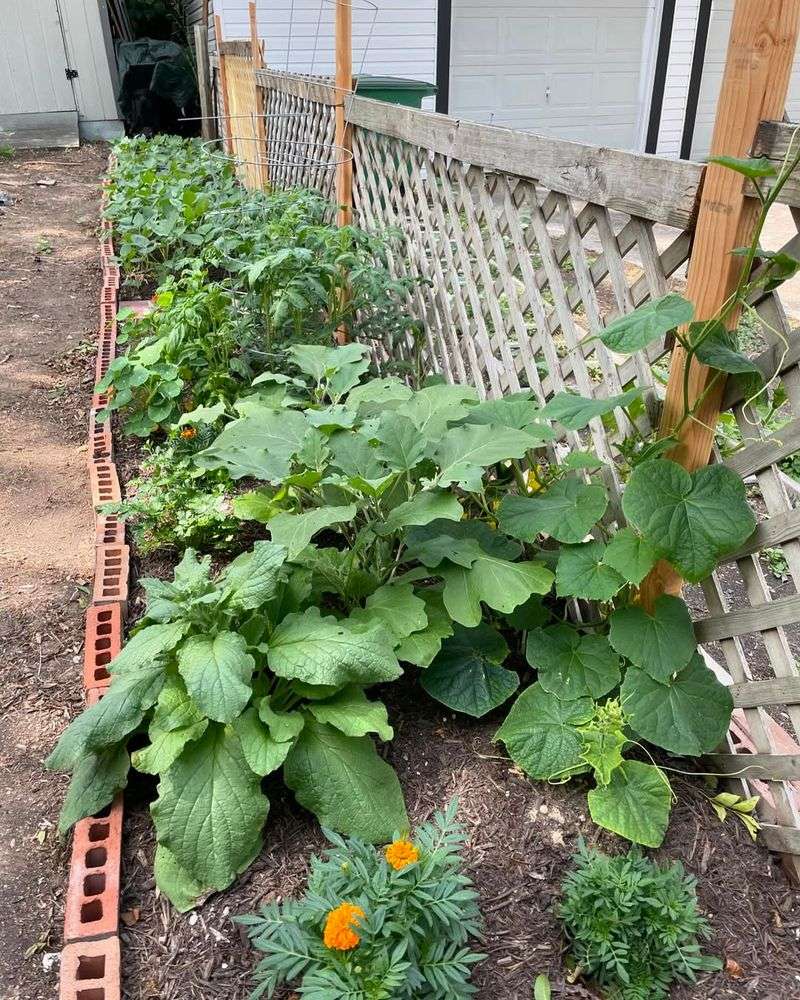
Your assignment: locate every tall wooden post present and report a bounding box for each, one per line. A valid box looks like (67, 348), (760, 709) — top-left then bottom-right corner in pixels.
(214, 14), (234, 156)
(641, 0), (800, 609)
(248, 1), (269, 189)
(194, 25), (214, 140)
(335, 0), (353, 227)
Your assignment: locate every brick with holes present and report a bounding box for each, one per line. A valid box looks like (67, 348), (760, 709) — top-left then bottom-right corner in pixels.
(88, 409), (113, 465)
(89, 463), (121, 507)
(94, 513), (125, 547)
(83, 604), (121, 691)
(60, 934), (120, 1000)
(92, 545), (129, 608)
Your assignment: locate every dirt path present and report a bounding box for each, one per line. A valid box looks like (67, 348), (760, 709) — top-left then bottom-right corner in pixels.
(0, 145), (106, 999)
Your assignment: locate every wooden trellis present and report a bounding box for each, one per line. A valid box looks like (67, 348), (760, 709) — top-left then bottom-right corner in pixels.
(211, 28), (800, 877)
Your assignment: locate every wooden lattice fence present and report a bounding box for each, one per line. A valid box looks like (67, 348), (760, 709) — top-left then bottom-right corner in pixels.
(210, 58), (800, 875)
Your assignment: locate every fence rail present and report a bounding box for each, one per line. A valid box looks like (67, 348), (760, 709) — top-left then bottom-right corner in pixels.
(210, 52), (800, 878)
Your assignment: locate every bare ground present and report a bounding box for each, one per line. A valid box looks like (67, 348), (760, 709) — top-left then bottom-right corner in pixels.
(0, 144), (106, 999)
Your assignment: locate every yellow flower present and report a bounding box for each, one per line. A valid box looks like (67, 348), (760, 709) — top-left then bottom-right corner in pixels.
(323, 902), (365, 951)
(526, 468), (543, 493)
(180, 426), (197, 440)
(384, 838), (419, 870)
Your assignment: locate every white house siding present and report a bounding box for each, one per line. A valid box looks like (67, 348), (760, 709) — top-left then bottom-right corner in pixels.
(59, 0), (123, 138)
(655, 0), (699, 156)
(211, 0), (437, 104)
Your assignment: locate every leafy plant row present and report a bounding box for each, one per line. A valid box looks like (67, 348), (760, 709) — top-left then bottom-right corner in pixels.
(49, 138), (799, 911)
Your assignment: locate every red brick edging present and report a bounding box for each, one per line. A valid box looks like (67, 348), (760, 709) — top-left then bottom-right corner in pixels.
(59, 161), (125, 1000)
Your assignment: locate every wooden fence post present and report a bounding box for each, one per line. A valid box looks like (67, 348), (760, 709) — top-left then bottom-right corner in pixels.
(335, 0), (353, 228)
(194, 24), (214, 141)
(641, 0), (800, 609)
(214, 14), (234, 156)
(248, 1), (269, 189)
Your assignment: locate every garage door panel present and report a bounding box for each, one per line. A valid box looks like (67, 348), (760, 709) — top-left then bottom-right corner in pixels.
(450, 0), (655, 149)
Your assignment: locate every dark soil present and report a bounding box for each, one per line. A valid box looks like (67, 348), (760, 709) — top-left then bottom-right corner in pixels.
(0, 144), (107, 999)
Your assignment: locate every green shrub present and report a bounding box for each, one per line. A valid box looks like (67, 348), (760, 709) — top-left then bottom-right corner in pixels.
(557, 841), (721, 1000)
(240, 800), (484, 999)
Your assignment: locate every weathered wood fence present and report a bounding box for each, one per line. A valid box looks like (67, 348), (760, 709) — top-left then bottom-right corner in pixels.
(210, 39), (800, 876)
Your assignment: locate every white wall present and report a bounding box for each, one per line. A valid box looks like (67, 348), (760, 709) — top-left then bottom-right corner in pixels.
(215, 0), (437, 97)
(60, 0), (121, 127)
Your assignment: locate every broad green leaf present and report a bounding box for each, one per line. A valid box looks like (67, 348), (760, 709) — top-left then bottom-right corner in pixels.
(440, 555), (554, 627)
(47, 663), (165, 770)
(232, 708), (295, 776)
(560, 450), (605, 471)
(305, 405), (359, 431)
(309, 686), (394, 741)
(283, 720), (407, 842)
(177, 401), (226, 427)
(106, 621), (188, 676)
(597, 294), (694, 354)
(432, 424), (540, 491)
(150, 675), (206, 732)
(196, 408), (308, 481)
(257, 697), (305, 742)
(526, 624), (620, 701)
(503, 594), (551, 630)
(222, 541), (287, 610)
(458, 395), (554, 439)
(178, 632), (254, 724)
(172, 548), (213, 591)
(555, 540), (625, 601)
(495, 684), (593, 780)
(580, 728), (627, 786)
(373, 413), (428, 471)
(621, 653), (733, 755)
(690, 321), (764, 378)
(499, 478), (608, 544)
(397, 383), (478, 437)
(267, 505), (356, 561)
(710, 154), (777, 179)
(602, 527), (656, 585)
(232, 488), (281, 523)
(268, 608), (402, 685)
(288, 342), (369, 387)
(608, 595), (696, 682)
(380, 490), (463, 533)
(587, 760), (671, 847)
(58, 745), (129, 833)
(154, 844), (206, 912)
(540, 388), (642, 430)
(346, 376), (413, 414)
(395, 591), (454, 667)
(152, 724), (268, 890)
(404, 527), (484, 569)
(329, 430), (387, 480)
(422, 623), (516, 717)
(353, 582), (428, 643)
(622, 459), (756, 582)
(131, 718), (208, 775)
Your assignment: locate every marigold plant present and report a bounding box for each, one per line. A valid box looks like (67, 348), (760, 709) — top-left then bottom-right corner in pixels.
(239, 800), (484, 999)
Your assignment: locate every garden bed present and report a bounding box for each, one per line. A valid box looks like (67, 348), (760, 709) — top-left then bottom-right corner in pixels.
(42, 135), (800, 1000)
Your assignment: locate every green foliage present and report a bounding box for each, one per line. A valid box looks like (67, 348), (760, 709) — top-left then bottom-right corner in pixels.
(557, 841), (721, 999)
(239, 800), (485, 999)
(47, 546), (408, 906)
(100, 438), (240, 554)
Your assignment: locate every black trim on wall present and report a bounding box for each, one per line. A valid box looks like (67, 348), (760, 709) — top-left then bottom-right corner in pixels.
(436, 0), (452, 114)
(680, 0), (712, 159)
(645, 0), (677, 153)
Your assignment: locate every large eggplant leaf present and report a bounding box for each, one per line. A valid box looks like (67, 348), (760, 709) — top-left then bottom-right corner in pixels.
(431, 424), (541, 491)
(266, 505), (356, 561)
(283, 720), (407, 842)
(195, 408), (308, 481)
(440, 555), (554, 627)
(540, 388), (642, 430)
(380, 490), (463, 533)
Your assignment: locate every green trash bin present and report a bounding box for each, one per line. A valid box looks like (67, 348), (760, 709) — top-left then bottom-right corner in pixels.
(354, 75), (437, 109)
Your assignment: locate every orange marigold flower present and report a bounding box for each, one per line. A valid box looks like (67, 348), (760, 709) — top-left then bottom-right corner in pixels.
(323, 902), (365, 951)
(180, 426), (197, 440)
(385, 838), (419, 870)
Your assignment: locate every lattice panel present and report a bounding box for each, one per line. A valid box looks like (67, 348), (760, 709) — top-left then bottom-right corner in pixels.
(351, 126), (692, 497)
(224, 54), (264, 191)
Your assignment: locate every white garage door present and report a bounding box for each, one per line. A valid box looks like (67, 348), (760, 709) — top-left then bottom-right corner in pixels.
(449, 0), (658, 150)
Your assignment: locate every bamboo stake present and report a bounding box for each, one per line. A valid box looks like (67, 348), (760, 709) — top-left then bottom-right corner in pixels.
(214, 14), (234, 156)
(640, 0), (800, 610)
(248, 1), (269, 190)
